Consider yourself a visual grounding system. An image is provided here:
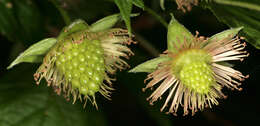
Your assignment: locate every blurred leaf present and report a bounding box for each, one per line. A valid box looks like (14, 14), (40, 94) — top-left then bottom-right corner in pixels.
(205, 0), (260, 49)
(57, 19), (89, 41)
(64, 0), (114, 21)
(132, 0), (144, 9)
(0, 82), (107, 126)
(160, 0), (165, 10)
(15, 0), (43, 43)
(114, 0), (133, 34)
(129, 56), (171, 73)
(7, 38), (57, 69)
(49, 0), (71, 25)
(0, 0), (19, 42)
(0, 0), (43, 45)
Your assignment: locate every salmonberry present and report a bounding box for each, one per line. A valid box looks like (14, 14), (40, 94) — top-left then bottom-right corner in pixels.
(34, 28), (135, 108)
(55, 39), (105, 96)
(141, 17), (248, 116)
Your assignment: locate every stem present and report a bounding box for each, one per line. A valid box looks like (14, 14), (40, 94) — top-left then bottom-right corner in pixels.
(144, 6), (168, 28)
(49, 0), (71, 25)
(212, 0), (260, 12)
(134, 32), (160, 57)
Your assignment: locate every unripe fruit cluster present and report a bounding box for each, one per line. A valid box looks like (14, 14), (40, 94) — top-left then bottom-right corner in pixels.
(55, 39), (105, 96)
(180, 61), (214, 94)
(173, 49), (214, 94)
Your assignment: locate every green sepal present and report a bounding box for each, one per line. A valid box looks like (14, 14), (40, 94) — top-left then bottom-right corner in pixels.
(7, 38), (57, 69)
(89, 13), (139, 32)
(201, 27), (243, 47)
(167, 14), (194, 52)
(57, 19), (89, 41)
(206, 27), (243, 68)
(209, 27), (243, 41)
(89, 14), (122, 32)
(129, 56), (171, 73)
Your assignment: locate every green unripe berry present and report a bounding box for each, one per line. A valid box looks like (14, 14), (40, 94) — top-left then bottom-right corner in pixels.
(72, 69), (80, 79)
(78, 54), (85, 62)
(71, 79), (80, 89)
(88, 90), (95, 96)
(55, 39), (105, 97)
(88, 81), (100, 92)
(65, 62), (73, 71)
(71, 48), (79, 57)
(180, 61), (214, 94)
(172, 49), (214, 94)
(64, 51), (73, 60)
(80, 75), (89, 85)
(80, 85), (88, 95)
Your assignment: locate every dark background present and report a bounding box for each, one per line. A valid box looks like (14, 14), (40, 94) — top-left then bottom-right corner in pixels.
(0, 0), (260, 126)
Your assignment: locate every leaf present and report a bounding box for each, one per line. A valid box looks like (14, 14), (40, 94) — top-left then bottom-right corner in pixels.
(132, 0), (144, 9)
(15, 0), (43, 43)
(57, 19), (89, 41)
(7, 38), (57, 69)
(0, 0), (44, 45)
(205, 0), (260, 49)
(114, 0), (133, 34)
(0, 0), (19, 42)
(0, 82), (107, 126)
(129, 56), (171, 73)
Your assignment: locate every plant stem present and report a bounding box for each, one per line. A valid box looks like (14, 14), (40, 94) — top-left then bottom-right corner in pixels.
(144, 6), (168, 28)
(212, 0), (260, 12)
(49, 0), (71, 25)
(134, 32), (160, 57)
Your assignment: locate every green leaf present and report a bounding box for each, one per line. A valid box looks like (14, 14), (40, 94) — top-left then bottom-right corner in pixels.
(15, 0), (43, 43)
(0, 0), (19, 42)
(7, 38), (57, 69)
(0, 0), (43, 45)
(129, 56), (171, 73)
(0, 82), (107, 126)
(205, 0), (260, 49)
(114, 0), (133, 34)
(57, 19), (89, 41)
(132, 0), (144, 9)
(167, 14), (194, 52)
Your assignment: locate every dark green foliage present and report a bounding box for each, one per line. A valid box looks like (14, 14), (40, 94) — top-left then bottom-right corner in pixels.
(1, 0), (260, 126)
